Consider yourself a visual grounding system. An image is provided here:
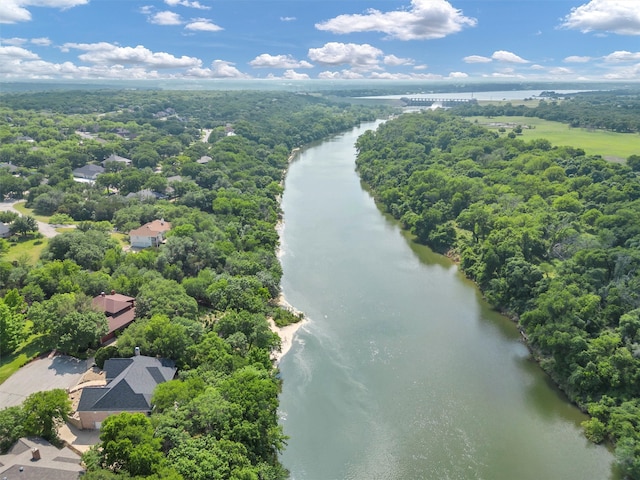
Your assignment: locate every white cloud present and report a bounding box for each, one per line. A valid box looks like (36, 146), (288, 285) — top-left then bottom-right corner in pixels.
(548, 67), (573, 75)
(1, 37), (28, 46)
(491, 50), (529, 63)
(150, 10), (183, 25)
(249, 53), (313, 69)
(530, 64), (545, 70)
(448, 71), (468, 78)
(185, 18), (222, 31)
(317, 69), (365, 80)
(604, 63), (640, 79)
(603, 50), (640, 62)
(140, 5), (153, 15)
(564, 55), (592, 63)
(31, 37), (51, 46)
(413, 64), (428, 70)
(186, 60), (249, 78)
(165, 0), (210, 9)
(0, 45), (40, 60)
(315, 0), (476, 40)
(308, 42), (383, 71)
(463, 55), (492, 63)
(280, 16), (296, 22)
(561, 0), (640, 35)
(0, 0), (88, 23)
(383, 54), (414, 66)
(63, 42), (202, 68)
(282, 69), (310, 80)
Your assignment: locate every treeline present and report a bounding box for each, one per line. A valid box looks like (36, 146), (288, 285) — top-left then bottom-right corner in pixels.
(454, 91), (640, 133)
(0, 90), (391, 479)
(356, 111), (640, 479)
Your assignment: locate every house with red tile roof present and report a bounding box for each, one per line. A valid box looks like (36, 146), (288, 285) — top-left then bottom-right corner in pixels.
(92, 291), (136, 344)
(128, 219), (171, 248)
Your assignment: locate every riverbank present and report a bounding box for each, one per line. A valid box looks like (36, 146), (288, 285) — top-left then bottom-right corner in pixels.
(269, 295), (307, 364)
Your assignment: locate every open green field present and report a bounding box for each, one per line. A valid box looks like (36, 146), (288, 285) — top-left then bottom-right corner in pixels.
(466, 115), (640, 162)
(4, 237), (47, 264)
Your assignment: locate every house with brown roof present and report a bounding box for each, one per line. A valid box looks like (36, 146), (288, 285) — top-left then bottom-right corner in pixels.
(128, 219), (171, 248)
(75, 353), (176, 430)
(92, 291), (136, 344)
(0, 437), (84, 479)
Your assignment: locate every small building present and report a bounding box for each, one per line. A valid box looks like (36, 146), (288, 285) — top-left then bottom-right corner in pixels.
(102, 154), (132, 167)
(92, 291), (136, 344)
(72, 163), (105, 181)
(197, 155), (212, 164)
(128, 219), (171, 248)
(76, 354), (177, 430)
(0, 437), (84, 479)
(126, 189), (166, 202)
(0, 223), (10, 238)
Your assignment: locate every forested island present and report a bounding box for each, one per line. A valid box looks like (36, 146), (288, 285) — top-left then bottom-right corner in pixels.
(0, 89), (391, 479)
(355, 92), (640, 479)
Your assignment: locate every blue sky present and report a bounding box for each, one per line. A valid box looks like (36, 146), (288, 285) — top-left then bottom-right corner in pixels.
(1, 0), (639, 82)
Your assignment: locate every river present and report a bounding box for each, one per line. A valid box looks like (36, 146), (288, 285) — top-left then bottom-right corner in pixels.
(277, 120), (617, 480)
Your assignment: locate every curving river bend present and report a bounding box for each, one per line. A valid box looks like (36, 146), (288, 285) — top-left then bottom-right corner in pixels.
(277, 120), (617, 480)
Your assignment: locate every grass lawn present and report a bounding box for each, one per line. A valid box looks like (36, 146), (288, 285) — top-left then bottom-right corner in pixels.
(11, 201), (51, 223)
(4, 236), (47, 264)
(111, 232), (129, 248)
(465, 115), (640, 161)
(0, 327), (45, 385)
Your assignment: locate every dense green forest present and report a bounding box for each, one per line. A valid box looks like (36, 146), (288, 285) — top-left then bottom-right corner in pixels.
(355, 109), (640, 479)
(0, 89), (391, 479)
(454, 91), (640, 133)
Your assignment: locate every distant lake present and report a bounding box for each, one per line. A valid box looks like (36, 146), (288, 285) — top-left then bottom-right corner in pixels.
(358, 89), (595, 101)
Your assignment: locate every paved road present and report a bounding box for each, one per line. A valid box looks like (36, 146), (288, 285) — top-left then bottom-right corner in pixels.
(0, 200), (66, 238)
(0, 355), (87, 408)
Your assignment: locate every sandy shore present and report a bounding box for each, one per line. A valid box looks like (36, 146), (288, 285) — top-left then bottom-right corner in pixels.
(269, 295), (307, 364)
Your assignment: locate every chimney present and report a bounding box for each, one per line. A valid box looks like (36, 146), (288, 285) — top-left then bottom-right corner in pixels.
(134, 346), (140, 356)
(110, 289), (116, 295)
(32, 448), (40, 460)
(100, 292), (106, 297)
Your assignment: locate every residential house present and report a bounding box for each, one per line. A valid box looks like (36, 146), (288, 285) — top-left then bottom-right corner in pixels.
(0, 437), (84, 479)
(0, 162), (19, 173)
(102, 153), (132, 167)
(0, 223), (10, 238)
(72, 163), (105, 181)
(128, 219), (171, 248)
(92, 291), (136, 344)
(76, 354), (177, 430)
(197, 155), (212, 164)
(125, 189), (165, 201)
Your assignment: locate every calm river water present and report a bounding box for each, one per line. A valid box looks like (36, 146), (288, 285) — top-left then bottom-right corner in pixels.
(277, 121), (617, 480)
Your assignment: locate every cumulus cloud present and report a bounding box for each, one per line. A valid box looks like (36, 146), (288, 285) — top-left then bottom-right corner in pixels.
(0, 0), (88, 23)
(185, 18), (222, 31)
(548, 67), (573, 75)
(249, 53), (313, 69)
(165, 0), (210, 9)
(561, 0), (640, 35)
(603, 50), (640, 62)
(315, 0), (476, 40)
(308, 42), (383, 71)
(383, 54), (414, 66)
(317, 69), (364, 80)
(463, 55), (492, 63)
(282, 69), (310, 80)
(31, 37), (51, 46)
(150, 10), (183, 25)
(62, 42), (202, 68)
(448, 71), (468, 78)
(491, 50), (529, 63)
(1, 37), (28, 46)
(564, 55), (592, 62)
(186, 60), (249, 78)
(280, 16), (296, 22)
(0, 45), (40, 60)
